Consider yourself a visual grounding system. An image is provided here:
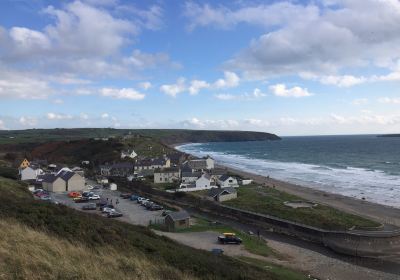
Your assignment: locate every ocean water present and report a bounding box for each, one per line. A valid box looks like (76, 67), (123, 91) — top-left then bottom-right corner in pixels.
(176, 135), (400, 208)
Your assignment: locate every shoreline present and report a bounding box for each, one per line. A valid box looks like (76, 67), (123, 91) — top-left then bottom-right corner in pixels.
(171, 143), (400, 227)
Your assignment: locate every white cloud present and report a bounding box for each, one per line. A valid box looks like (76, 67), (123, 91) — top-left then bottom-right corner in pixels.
(215, 88), (266, 101)
(188, 80), (210, 95)
(159, 78), (186, 97)
(53, 99), (64, 104)
(0, 120), (6, 130)
(100, 88), (145, 100)
(139, 81), (152, 90)
(187, 1), (400, 80)
(46, 113), (73, 120)
(378, 97), (400, 104)
(80, 113), (89, 120)
(213, 71), (240, 89)
(269, 84), (312, 98)
(0, 1), (166, 80)
(0, 69), (52, 99)
(180, 117), (240, 129)
(101, 113), (109, 119)
(160, 71), (241, 97)
(19, 116), (38, 127)
(352, 98), (368, 105)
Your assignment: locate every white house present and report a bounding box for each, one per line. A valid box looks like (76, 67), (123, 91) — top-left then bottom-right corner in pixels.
(196, 173), (212, 189)
(121, 149), (137, 159)
(218, 175), (239, 188)
(20, 166), (44, 181)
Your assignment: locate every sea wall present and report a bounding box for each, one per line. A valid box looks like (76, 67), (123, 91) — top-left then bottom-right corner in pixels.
(127, 181), (400, 258)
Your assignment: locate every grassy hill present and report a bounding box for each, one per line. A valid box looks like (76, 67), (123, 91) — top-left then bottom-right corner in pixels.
(0, 177), (306, 280)
(0, 128), (280, 145)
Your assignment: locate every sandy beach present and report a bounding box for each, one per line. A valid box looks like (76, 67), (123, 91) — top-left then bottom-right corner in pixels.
(219, 164), (400, 227)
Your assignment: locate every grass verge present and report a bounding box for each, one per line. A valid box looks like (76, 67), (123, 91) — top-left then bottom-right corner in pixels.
(223, 184), (381, 231)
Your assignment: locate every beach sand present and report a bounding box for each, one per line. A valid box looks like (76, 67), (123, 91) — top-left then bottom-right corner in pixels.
(219, 164), (400, 227)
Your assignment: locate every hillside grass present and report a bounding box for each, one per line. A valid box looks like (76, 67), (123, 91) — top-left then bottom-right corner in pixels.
(223, 185), (381, 231)
(0, 177), (294, 280)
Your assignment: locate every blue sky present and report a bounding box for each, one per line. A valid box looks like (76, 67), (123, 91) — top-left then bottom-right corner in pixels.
(0, 0), (400, 136)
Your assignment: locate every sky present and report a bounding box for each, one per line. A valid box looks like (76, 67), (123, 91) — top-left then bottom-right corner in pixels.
(0, 0), (400, 136)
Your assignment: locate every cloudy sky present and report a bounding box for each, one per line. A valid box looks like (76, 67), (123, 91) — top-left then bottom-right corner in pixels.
(1, 0), (400, 136)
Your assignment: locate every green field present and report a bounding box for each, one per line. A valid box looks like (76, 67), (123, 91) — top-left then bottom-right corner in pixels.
(222, 184), (381, 231)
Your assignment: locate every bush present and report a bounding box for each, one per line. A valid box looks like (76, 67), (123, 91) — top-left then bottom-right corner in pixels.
(0, 167), (18, 180)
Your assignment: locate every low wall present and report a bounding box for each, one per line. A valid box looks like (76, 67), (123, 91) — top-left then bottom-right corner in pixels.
(126, 181), (400, 258)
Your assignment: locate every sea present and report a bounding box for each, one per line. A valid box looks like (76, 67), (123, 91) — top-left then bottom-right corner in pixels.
(176, 135), (400, 208)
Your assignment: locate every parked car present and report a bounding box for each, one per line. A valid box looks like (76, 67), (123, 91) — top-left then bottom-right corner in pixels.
(138, 198), (149, 205)
(143, 201), (154, 208)
(36, 191), (49, 198)
(74, 197), (90, 203)
(89, 194), (100, 200)
(211, 248), (224, 255)
(87, 185), (94, 190)
(149, 204), (163, 211)
(82, 203), (97, 210)
(120, 193), (132, 199)
(97, 201), (108, 207)
(40, 196), (52, 201)
(99, 204), (114, 211)
(32, 189), (44, 194)
(107, 211), (123, 218)
(218, 233), (242, 244)
(102, 207), (115, 214)
(68, 191), (81, 198)
(93, 185), (101, 190)
(130, 195), (139, 201)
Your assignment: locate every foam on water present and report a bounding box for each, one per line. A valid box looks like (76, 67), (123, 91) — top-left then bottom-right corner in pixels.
(177, 143), (400, 208)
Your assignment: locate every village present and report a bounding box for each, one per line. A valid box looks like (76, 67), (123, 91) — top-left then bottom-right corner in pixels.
(17, 140), (253, 235)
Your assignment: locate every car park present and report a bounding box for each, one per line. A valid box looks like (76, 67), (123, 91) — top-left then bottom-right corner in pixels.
(218, 233), (242, 244)
(82, 203), (97, 210)
(87, 185), (94, 190)
(93, 185), (101, 190)
(40, 195), (52, 201)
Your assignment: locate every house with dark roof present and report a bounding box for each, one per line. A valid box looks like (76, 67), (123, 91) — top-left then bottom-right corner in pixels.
(99, 162), (134, 177)
(218, 175), (239, 188)
(208, 187), (237, 202)
(134, 157), (170, 173)
(40, 169), (85, 192)
(181, 171), (202, 183)
(164, 210), (190, 231)
(182, 156), (215, 172)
